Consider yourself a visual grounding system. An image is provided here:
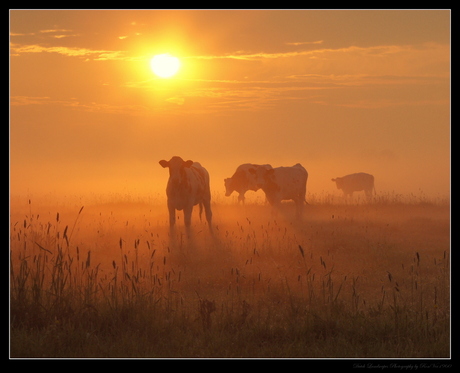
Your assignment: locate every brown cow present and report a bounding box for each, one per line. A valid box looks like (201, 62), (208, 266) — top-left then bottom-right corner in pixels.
(159, 156), (212, 231)
(331, 172), (375, 198)
(224, 163), (272, 203)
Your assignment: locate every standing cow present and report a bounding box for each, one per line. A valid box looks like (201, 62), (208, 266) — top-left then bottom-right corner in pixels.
(159, 156), (212, 232)
(250, 163), (308, 218)
(331, 172), (375, 199)
(224, 163), (272, 203)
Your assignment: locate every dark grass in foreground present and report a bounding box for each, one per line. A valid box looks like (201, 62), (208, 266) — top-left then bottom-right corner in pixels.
(10, 198), (450, 358)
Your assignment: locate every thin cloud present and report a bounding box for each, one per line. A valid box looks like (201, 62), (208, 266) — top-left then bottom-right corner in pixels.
(10, 43), (127, 60)
(10, 96), (51, 105)
(186, 50), (318, 61)
(186, 43), (448, 65)
(11, 29), (78, 39)
(286, 73), (448, 87)
(286, 40), (324, 46)
(10, 95), (148, 115)
(10, 32), (35, 36)
(166, 97), (185, 105)
(37, 29), (79, 39)
(39, 29), (74, 33)
(186, 45), (362, 61)
(337, 98), (450, 109)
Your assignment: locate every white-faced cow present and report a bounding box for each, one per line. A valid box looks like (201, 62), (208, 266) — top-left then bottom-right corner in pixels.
(250, 163), (308, 218)
(224, 163), (272, 203)
(331, 172), (375, 199)
(159, 156), (212, 231)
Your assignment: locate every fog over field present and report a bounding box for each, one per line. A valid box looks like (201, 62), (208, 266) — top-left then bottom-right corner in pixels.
(10, 192), (450, 358)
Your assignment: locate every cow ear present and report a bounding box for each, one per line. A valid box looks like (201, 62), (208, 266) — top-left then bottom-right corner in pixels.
(331, 178), (336, 182)
(184, 160), (194, 168)
(159, 160), (169, 168)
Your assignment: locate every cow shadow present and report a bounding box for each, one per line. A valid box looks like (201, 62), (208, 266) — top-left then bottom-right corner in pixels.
(168, 220), (216, 251)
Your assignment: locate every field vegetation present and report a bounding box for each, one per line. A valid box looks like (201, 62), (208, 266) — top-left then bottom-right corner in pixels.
(10, 192), (450, 358)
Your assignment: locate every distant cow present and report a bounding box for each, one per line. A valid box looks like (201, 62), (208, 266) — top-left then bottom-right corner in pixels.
(331, 172), (375, 198)
(224, 163), (272, 203)
(159, 156), (212, 231)
(250, 163), (308, 217)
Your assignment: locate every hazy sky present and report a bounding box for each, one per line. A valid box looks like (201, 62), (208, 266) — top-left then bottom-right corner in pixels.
(10, 9), (450, 200)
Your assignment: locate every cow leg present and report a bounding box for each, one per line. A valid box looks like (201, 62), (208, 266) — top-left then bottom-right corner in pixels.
(167, 202), (176, 228)
(203, 199), (213, 232)
(365, 189), (373, 201)
(183, 206), (193, 228)
(344, 192), (353, 198)
(299, 191), (306, 216)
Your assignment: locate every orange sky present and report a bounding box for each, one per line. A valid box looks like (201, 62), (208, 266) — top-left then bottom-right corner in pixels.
(9, 10), (450, 201)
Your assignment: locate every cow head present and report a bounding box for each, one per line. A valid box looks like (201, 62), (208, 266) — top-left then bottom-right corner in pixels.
(224, 178), (233, 196)
(159, 156), (194, 186)
(331, 177), (342, 189)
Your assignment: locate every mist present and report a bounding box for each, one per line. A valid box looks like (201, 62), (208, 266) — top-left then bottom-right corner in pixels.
(10, 98), (450, 202)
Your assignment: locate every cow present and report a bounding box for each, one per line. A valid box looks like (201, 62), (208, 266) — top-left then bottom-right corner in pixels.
(224, 163), (272, 203)
(331, 172), (375, 199)
(159, 156), (212, 232)
(250, 163), (308, 218)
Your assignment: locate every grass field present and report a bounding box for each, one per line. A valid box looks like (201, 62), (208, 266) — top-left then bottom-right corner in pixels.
(9, 192), (450, 358)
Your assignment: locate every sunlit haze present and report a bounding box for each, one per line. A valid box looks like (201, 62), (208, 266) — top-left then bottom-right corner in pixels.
(9, 10), (450, 202)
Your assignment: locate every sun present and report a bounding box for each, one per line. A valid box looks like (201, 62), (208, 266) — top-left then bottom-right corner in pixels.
(150, 54), (181, 78)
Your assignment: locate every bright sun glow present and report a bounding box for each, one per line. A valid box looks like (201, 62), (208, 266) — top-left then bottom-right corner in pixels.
(150, 54), (181, 78)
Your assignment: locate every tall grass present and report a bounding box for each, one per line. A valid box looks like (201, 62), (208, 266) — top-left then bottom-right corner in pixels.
(10, 197), (450, 358)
